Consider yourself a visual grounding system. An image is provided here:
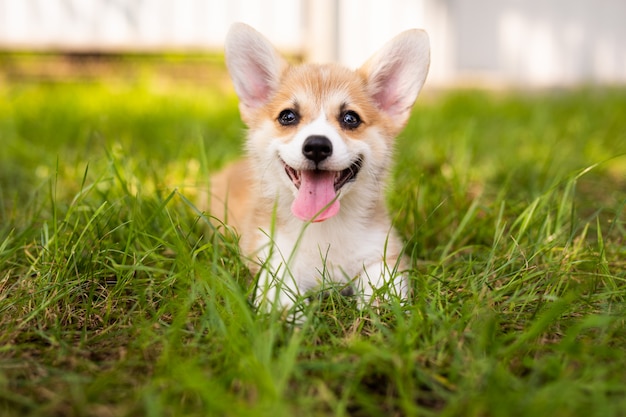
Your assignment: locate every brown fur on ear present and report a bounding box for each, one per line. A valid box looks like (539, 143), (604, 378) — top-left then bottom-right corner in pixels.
(225, 23), (288, 123)
(359, 29), (430, 127)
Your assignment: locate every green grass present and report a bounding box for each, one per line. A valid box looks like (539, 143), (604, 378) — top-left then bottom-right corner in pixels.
(1, 61), (626, 416)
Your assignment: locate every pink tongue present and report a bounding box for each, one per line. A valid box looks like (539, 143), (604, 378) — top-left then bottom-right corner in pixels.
(291, 170), (340, 222)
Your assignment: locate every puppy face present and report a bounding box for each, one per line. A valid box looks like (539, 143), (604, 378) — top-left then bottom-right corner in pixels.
(225, 24), (430, 223)
(245, 64), (399, 222)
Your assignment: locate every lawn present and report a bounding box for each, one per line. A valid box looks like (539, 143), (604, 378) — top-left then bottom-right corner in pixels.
(1, 57), (625, 416)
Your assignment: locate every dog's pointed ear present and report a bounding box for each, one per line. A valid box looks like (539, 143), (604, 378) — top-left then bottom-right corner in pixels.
(225, 23), (287, 117)
(360, 29), (430, 126)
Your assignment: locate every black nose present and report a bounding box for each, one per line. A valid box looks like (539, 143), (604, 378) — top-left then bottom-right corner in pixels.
(302, 135), (333, 164)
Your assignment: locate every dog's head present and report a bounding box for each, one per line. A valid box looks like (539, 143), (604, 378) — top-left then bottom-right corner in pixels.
(225, 23), (430, 223)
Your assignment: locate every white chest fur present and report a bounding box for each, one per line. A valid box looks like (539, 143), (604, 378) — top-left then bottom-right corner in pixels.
(251, 210), (406, 311)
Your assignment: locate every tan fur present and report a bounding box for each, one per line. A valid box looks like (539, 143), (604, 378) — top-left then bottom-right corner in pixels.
(208, 159), (255, 232)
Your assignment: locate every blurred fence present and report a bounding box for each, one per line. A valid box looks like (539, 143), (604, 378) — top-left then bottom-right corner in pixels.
(1, 0), (625, 86)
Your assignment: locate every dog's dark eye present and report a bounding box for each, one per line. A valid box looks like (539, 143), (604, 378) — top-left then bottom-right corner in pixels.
(278, 109), (299, 126)
(340, 111), (361, 129)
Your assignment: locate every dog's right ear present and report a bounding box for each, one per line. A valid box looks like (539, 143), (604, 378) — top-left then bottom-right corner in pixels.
(359, 29), (430, 129)
(225, 23), (287, 119)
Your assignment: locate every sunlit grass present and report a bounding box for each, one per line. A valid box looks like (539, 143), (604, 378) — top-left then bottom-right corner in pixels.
(1, 63), (625, 416)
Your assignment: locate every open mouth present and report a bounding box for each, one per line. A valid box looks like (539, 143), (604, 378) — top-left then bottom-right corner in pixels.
(282, 158), (362, 192)
(280, 157), (363, 222)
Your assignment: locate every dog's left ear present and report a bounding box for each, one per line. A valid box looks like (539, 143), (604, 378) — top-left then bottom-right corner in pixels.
(360, 29), (430, 126)
(225, 23), (287, 120)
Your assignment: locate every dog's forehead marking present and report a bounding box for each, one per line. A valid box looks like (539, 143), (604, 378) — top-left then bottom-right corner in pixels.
(300, 112), (336, 136)
(280, 65), (365, 106)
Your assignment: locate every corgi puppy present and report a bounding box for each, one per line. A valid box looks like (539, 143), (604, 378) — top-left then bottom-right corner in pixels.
(210, 23), (430, 314)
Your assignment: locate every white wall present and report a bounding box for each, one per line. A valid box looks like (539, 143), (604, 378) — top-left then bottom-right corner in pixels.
(442, 0), (626, 86)
(0, 0), (304, 52)
(0, 0), (625, 86)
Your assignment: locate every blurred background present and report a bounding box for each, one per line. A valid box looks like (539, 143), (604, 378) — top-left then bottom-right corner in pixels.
(1, 0), (625, 88)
